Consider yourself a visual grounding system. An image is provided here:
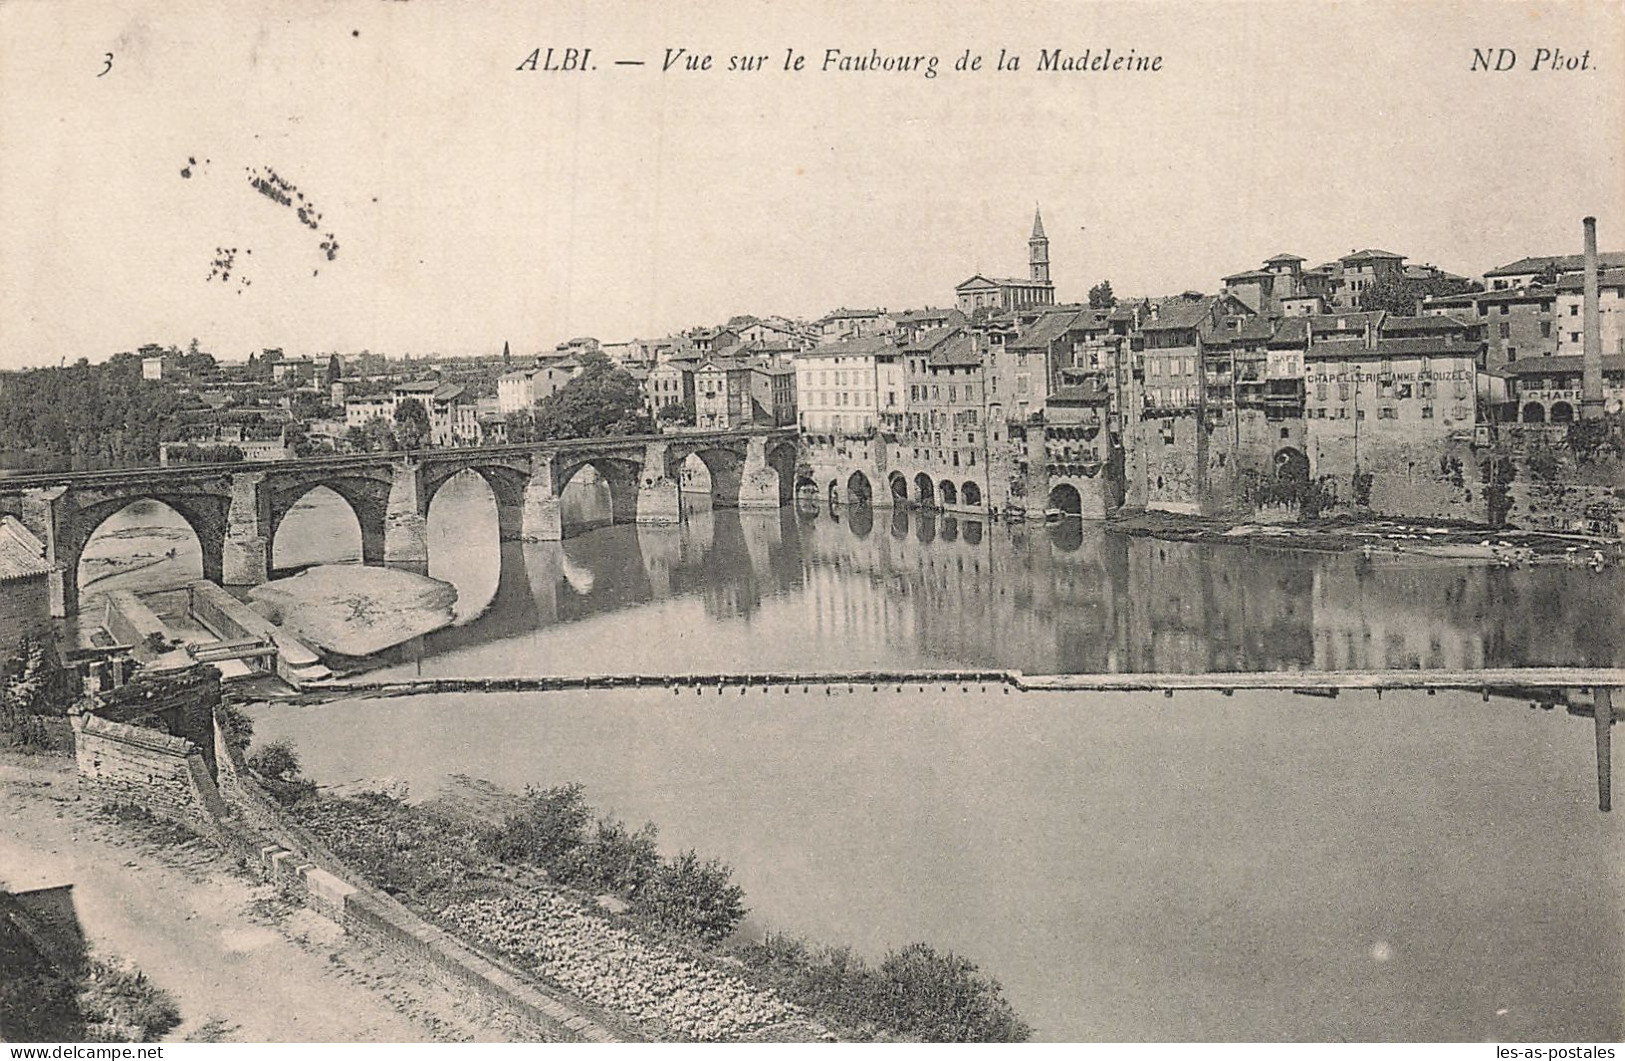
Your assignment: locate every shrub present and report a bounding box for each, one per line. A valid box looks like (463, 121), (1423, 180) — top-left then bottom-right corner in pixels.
(79, 959), (182, 1042)
(247, 738), (300, 782)
(732, 935), (1032, 1042)
(635, 849), (747, 944)
(564, 816), (662, 897)
(247, 738), (315, 805)
(871, 942), (1031, 1042)
(214, 701), (254, 757)
(479, 782), (592, 870)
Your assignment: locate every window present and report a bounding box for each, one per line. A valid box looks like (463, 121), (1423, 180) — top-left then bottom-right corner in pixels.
(1378, 407), (1397, 419)
(1500, 322), (1511, 339)
(1541, 321), (1551, 338)
(1570, 332), (1581, 343)
(1571, 304), (1580, 316)
(1356, 409), (1366, 420)
(1421, 405), (1433, 419)
(1501, 304), (1510, 316)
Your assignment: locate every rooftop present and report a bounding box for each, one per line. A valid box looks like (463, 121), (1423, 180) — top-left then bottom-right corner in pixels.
(1505, 354), (1625, 377)
(1485, 251), (1625, 278)
(0, 516), (54, 582)
(929, 332), (981, 368)
(1339, 248), (1407, 264)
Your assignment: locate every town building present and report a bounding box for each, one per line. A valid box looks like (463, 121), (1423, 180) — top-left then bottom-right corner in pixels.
(817, 308), (895, 342)
(496, 357), (583, 415)
(891, 307), (969, 345)
(1330, 249), (1408, 308)
(270, 357), (317, 386)
(795, 335), (901, 435)
(900, 329), (990, 510)
(749, 363), (798, 427)
(1482, 250), (1625, 290)
(693, 355), (756, 430)
(1504, 355), (1625, 424)
(646, 358), (697, 422)
(1422, 288), (1554, 369)
(954, 209), (1057, 314)
(0, 515), (57, 653)
(1553, 267), (1625, 358)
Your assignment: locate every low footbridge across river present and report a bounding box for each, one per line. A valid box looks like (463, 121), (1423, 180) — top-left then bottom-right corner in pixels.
(306, 666), (1624, 813)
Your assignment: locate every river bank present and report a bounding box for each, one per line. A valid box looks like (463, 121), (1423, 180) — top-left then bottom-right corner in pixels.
(0, 749), (531, 1043)
(273, 770), (1028, 1042)
(1108, 509), (1623, 565)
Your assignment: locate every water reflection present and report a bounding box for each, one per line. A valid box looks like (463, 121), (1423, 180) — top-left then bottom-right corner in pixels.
(64, 487), (1625, 677)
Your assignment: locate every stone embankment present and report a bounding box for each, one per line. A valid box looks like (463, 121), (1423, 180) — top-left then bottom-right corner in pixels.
(439, 893), (821, 1042)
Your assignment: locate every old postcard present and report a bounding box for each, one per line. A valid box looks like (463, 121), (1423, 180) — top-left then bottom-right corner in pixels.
(1, 0), (1622, 1047)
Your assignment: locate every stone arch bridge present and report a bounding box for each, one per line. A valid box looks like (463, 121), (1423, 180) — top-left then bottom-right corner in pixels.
(0, 430), (798, 616)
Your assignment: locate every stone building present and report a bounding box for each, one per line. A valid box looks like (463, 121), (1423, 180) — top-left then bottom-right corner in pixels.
(693, 355), (756, 430)
(794, 335), (901, 435)
(1423, 287), (1555, 370)
(899, 330), (990, 511)
(954, 209), (1058, 314)
(0, 515), (55, 656)
(1553, 267), (1625, 358)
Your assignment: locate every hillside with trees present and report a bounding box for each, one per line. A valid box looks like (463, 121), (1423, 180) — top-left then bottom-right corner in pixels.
(0, 351), (209, 473)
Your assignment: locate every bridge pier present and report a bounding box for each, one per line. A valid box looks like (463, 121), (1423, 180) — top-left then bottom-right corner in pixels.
(223, 472), (270, 587)
(636, 443), (681, 525)
(17, 488), (71, 617)
(384, 462), (430, 570)
(737, 437), (783, 510)
(520, 460), (563, 541)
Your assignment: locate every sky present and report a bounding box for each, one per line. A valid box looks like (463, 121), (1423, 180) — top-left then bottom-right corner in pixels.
(1, 0), (1622, 368)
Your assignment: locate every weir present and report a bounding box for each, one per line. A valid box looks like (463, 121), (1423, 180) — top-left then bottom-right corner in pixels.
(302, 666), (1622, 812)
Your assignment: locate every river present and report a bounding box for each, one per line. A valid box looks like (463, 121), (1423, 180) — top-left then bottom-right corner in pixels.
(68, 473), (1625, 1040)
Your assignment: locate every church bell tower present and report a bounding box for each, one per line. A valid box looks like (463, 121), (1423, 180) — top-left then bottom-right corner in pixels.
(1029, 206), (1050, 284)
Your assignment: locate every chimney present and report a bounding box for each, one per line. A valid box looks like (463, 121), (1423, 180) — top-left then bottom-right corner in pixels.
(1582, 216), (1604, 418)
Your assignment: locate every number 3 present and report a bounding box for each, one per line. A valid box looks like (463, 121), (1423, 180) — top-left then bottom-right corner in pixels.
(99, 52), (112, 76)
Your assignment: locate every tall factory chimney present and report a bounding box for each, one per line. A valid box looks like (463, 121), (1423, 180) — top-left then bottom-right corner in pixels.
(1581, 216), (1604, 419)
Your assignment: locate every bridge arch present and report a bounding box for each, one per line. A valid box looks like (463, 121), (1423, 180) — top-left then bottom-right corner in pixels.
(888, 471), (909, 503)
(846, 470), (873, 506)
(914, 473), (935, 508)
(267, 475), (391, 570)
(938, 479), (959, 507)
(270, 485), (363, 572)
(1049, 482), (1083, 516)
(960, 481), (982, 508)
(74, 497), (211, 606)
(556, 455), (641, 533)
(1274, 446), (1310, 484)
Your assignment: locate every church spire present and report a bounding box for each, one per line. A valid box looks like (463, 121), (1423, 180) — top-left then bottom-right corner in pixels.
(1029, 206), (1051, 285)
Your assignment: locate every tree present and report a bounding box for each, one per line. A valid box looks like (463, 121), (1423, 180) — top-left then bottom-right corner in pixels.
(529, 351), (653, 439)
(1088, 280), (1117, 309)
(363, 416), (399, 452)
(505, 410), (538, 444)
(1359, 273), (1475, 315)
(393, 397), (431, 449)
(657, 401), (693, 427)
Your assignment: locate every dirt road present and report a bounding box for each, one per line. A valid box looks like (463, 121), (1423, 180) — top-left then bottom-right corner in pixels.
(0, 752), (507, 1043)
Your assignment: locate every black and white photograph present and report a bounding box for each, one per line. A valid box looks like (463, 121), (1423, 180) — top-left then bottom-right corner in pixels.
(1, 0), (1622, 1047)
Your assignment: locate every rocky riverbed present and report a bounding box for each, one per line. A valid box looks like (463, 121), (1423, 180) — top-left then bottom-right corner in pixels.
(248, 565), (458, 657)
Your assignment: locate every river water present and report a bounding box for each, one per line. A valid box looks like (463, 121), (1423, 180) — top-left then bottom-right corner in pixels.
(70, 474), (1625, 1040)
